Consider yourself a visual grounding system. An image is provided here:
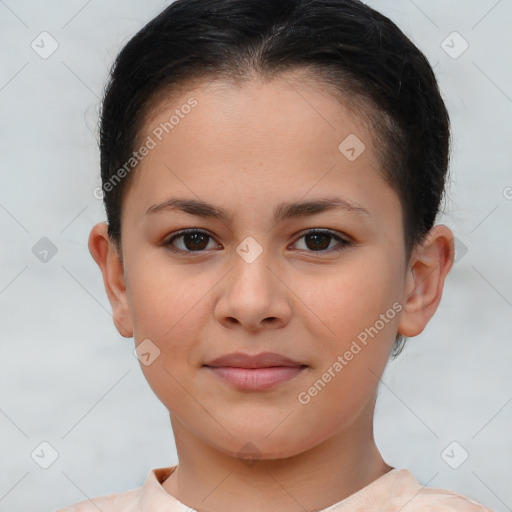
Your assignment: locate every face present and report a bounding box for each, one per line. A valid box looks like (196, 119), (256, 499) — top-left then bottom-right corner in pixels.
(102, 73), (412, 458)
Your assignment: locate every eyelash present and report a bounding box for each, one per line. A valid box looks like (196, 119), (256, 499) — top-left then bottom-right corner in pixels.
(163, 228), (352, 255)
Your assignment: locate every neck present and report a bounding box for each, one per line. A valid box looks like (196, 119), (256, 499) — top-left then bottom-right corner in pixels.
(162, 400), (392, 512)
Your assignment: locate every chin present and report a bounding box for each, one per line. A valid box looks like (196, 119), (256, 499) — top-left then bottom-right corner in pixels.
(202, 427), (320, 463)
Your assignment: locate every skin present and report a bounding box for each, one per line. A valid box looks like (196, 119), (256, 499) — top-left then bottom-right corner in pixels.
(89, 71), (454, 512)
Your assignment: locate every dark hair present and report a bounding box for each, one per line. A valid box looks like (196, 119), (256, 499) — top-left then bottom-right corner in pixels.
(98, 0), (451, 357)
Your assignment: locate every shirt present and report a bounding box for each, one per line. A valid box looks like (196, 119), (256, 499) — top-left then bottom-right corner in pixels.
(56, 465), (494, 511)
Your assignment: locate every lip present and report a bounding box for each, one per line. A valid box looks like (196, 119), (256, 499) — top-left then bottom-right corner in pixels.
(204, 351), (305, 368)
(203, 352), (308, 391)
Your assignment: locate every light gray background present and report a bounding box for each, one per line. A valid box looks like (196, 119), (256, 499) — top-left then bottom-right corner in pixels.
(0, 1), (511, 511)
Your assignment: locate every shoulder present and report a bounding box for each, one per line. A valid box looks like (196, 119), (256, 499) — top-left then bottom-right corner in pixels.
(404, 486), (494, 511)
(54, 466), (178, 512)
(55, 487), (140, 512)
(387, 470), (495, 511)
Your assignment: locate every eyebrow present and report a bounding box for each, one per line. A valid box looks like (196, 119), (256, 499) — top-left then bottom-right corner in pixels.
(145, 196), (370, 222)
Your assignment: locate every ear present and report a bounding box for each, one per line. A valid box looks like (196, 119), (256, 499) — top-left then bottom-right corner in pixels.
(397, 225), (454, 338)
(88, 222), (133, 338)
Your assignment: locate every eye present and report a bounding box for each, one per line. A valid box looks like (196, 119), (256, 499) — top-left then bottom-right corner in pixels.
(291, 229), (351, 253)
(163, 228), (351, 255)
(164, 229), (219, 253)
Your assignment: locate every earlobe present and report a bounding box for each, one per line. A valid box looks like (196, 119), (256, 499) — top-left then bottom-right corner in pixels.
(397, 225), (454, 338)
(88, 222), (134, 338)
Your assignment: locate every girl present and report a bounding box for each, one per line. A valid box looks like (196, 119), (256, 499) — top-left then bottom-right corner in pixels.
(60, 0), (494, 510)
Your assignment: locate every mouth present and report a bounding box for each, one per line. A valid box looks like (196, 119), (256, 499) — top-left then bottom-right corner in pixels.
(203, 352), (308, 391)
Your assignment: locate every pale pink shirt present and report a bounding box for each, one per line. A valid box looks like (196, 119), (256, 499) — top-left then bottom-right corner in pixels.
(56, 465), (494, 511)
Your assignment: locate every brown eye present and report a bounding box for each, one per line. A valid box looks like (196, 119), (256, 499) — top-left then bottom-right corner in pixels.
(304, 232), (331, 251)
(165, 230), (218, 252)
(293, 229), (351, 253)
(182, 232), (209, 250)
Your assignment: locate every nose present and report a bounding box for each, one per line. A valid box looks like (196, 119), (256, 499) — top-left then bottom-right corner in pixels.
(214, 248), (292, 333)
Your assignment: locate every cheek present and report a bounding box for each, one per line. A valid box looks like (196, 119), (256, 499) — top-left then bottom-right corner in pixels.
(291, 262), (401, 434)
(296, 250), (404, 407)
(127, 267), (210, 411)
(124, 258), (214, 402)
(298, 254), (402, 338)
(125, 250), (210, 341)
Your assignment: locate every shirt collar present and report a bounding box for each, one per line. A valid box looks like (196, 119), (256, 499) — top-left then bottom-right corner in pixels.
(138, 465), (420, 512)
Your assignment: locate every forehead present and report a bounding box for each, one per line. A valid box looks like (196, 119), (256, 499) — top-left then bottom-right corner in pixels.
(141, 71), (373, 141)
(122, 72), (400, 231)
